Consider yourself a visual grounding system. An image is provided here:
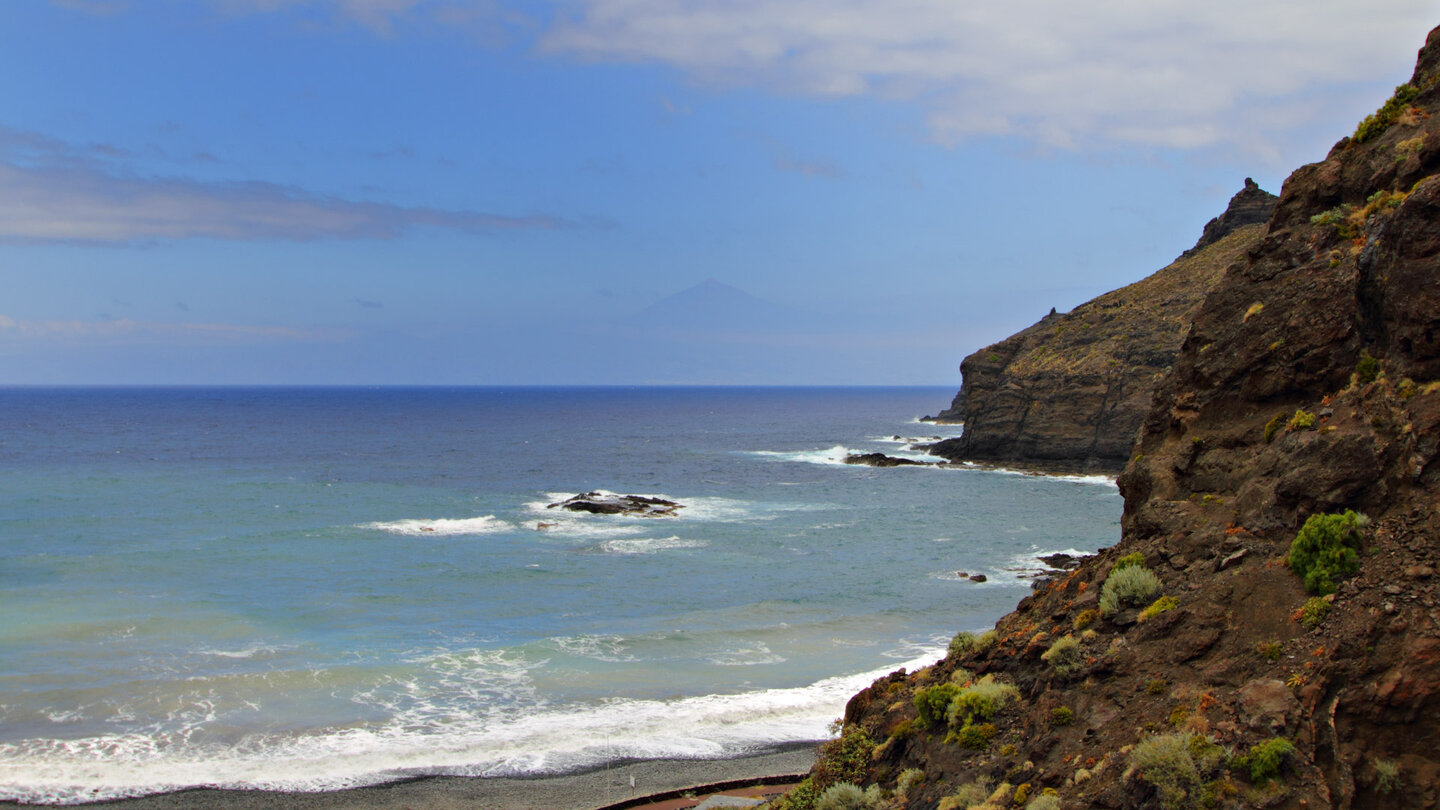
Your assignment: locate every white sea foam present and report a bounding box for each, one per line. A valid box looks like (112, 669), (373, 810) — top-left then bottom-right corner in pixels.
(954, 463), (1118, 488)
(0, 648), (947, 804)
(743, 445), (853, 466)
(598, 536), (707, 555)
(196, 644), (288, 661)
(705, 643), (786, 667)
(359, 515), (514, 537)
(529, 520), (647, 540)
(547, 634), (636, 662)
(870, 433), (955, 456)
(930, 544), (1095, 588)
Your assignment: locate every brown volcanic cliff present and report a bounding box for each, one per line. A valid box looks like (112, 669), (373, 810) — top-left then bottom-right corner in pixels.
(773, 24), (1440, 810)
(928, 182), (1277, 472)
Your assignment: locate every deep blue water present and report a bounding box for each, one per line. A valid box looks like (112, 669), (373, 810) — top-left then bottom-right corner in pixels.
(0, 387), (1121, 803)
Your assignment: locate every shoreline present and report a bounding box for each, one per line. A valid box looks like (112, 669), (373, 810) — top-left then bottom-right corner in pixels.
(3, 745), (820, 810)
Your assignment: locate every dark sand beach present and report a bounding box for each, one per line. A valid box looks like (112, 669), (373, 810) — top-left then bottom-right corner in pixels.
(15, 746), (817, 810)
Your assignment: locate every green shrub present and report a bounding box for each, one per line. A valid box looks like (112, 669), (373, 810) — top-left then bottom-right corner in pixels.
(1112, 552), (1146, 572)
(946, 676), (1020, 727)
(1263, 412), (1288, 443)
(1131, 733), (1201, 810)
(1146, 678), (1169, 695)
(1051, 706), (1075, 726)
(1287, 410), (1317, 431)
(815, 782), (884, 810)
(1354, 83), (1419, 144)
(1256, 640), (1283, 662)
(1310, 205), (1351, 226)
(887, 718), (914, 742)
(948, 628), (995, 658)
(1026, 796), (1061, 810)
(811, 726), (876, 792)
(1295, 596), (1332, 629)
(770, 777), (819, 810)
(1073, 608), (1098, 630)
(948, 722), (997, 749)
(1130, 733), (1226, 810)
(1099, 565), (1163, 616)
(1233, 737), (1295, 784)
(914, 683), (959, 727)
(1288, 510), (1367, 594)
(1041, 635), (1084, 678)
(939, 780), (992, 810)
(1139, 595), (1179, 622)
(1374, 758), (1401, 794)
(895, 768), (925, 796)
(1013, 783), (1031, 805)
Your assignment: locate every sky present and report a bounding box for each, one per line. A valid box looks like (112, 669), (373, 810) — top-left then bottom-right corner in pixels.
(1, 1), (1436, 386)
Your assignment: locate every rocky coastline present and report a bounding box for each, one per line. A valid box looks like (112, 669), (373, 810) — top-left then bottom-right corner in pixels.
(925, 182), (1277, 474)
(770, 23), (1440, 810)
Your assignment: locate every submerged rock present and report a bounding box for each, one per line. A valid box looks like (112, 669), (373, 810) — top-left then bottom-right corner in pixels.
(546, 492), (683, 517)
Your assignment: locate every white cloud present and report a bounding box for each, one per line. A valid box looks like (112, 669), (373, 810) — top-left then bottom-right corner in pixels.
(49, 1), (1439, 154)
(0, 162), (567, 245)
(537, 0), (1438, 152)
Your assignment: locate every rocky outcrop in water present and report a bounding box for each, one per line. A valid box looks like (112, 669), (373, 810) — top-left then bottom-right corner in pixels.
(546, 491), (683, 516)
(927, 184), (1277, 472)
(775, 24), (1440, 810)
(844, 453), (932, 468)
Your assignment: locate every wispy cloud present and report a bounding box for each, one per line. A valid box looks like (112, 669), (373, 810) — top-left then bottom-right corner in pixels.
(766, 140), (845, 179)
(537, 0), (1436, 154)
(0, 150), (569, 245)
(44, 1), (1437, 157)
(0, 314), (341, 344)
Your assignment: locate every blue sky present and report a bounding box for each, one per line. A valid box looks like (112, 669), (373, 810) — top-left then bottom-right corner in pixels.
(2, 1), (1435, 385)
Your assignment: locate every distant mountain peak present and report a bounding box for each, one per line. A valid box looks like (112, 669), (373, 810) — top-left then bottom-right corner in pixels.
(631, 279), (786, 330)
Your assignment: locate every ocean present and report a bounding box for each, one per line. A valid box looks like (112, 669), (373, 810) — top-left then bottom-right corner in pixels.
(0, 387), (1121, 804)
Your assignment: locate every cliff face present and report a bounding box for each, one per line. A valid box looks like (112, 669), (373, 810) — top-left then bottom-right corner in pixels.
(928, 183), (1277, 472)
(778, 25), (1440, 810)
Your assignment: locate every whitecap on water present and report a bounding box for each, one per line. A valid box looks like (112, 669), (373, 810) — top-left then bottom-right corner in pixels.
(358, 515), (514, 537)
(705, 643), (786, 667)
(597, 536), (707, 555)
(547, 634), (637, 662)
(196, 644), (286, 661)
(742, 445), (852, 466)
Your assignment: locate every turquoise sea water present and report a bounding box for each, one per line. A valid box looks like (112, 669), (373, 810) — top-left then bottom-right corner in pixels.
(0, 387), (1121, 804)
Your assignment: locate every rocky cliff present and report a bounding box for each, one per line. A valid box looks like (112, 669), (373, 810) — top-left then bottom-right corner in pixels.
(927, 183), (1277, 473)
(773, 24), (1440, 810)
